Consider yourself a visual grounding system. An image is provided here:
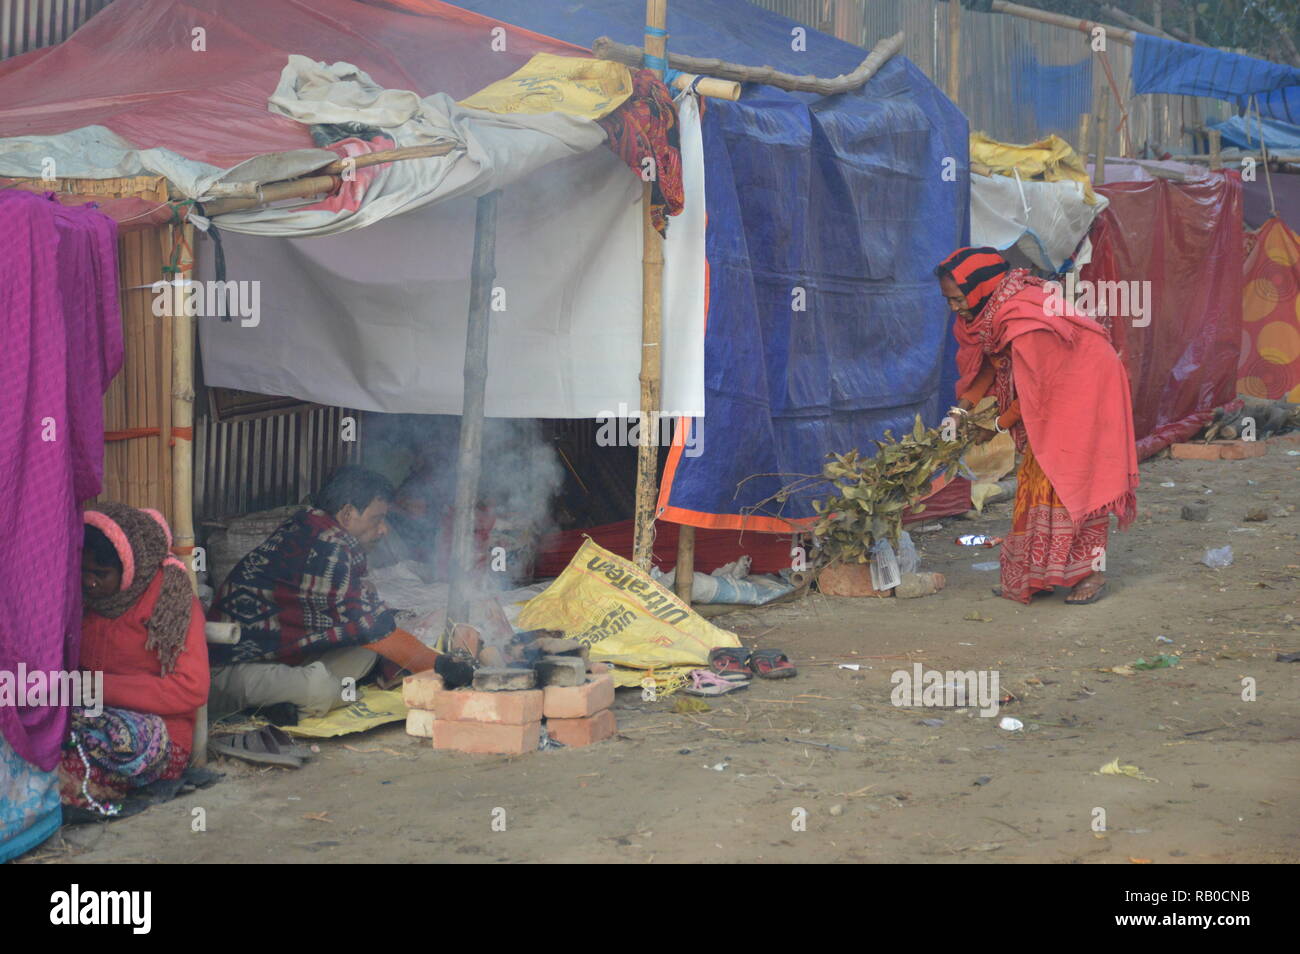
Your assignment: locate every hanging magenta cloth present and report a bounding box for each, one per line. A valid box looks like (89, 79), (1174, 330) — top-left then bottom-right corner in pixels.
(0, 191), (123, 771)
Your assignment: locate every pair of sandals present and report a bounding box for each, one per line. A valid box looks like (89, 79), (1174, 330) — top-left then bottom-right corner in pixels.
(210, 725), (316, 769)
(683, 647), (797, 696)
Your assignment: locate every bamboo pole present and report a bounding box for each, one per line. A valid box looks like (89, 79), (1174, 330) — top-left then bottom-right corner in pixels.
(946, 0), (961, 105)
(990, 0), (1135, 45)
(592, 29), (904, 96)
(171, 224), (197, 591)
(445, 190), (501, 636)
(632, 0), (668, 571)
(674, 525), (695, 603)
(1094, 64), (1109, 185)
(1208, 128), (1222, 170)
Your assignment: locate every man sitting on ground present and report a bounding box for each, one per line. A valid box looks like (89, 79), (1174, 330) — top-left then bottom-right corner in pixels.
(208, 465), (473, 723)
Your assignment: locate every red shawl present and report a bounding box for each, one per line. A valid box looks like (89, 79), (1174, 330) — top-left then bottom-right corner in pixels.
(956, 272), (1139, 528)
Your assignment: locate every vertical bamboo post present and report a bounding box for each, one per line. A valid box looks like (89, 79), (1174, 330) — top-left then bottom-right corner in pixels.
(1092, 61), (1108, 186)
(946, 0), (961, 105)
(1209, 128), (1222, 170)
(673, 524), (695, 602)
(446, 191), (501, 638)
(632, 0), (667, 571)
(170, 225), (197, 592)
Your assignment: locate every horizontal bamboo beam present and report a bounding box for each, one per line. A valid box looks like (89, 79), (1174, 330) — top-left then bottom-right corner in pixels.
(593, 30), (904, 96)
(991, 0), (1135, 46)
(198, 141), (459, 216)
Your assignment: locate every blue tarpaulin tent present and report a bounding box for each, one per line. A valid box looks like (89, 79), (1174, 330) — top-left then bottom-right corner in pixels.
(449, 0), (969, 530)
(1134, 33), (1300, 124)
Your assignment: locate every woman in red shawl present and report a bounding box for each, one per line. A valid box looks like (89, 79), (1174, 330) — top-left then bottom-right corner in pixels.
(63, 503), (209, 818)
(935, 248), (1139, 605)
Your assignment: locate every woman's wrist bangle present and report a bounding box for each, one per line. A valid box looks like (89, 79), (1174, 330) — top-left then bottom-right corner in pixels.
(995, 418), (1009, 434)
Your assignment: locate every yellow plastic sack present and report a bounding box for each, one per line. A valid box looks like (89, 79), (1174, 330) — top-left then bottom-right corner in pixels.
(283, 687), (407, 739)
(458, 53), (634, 119)
(516, 539), (741, 670)
(963, 431), (1017, 512)
(970, 131), (1097, 205)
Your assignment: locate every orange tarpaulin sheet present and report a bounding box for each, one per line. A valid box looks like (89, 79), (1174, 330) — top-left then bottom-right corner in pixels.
(1239, 217), (1300, 402)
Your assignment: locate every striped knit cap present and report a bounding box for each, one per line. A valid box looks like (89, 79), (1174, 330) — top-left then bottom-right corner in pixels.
(936, 246), (1011, 317)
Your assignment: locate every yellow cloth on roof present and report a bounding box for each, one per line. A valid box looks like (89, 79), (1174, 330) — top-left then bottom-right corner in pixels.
(458, 53), (634, 119)
(970, 132), (1097, 205)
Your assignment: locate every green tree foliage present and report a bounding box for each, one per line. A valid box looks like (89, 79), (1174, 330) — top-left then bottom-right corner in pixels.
(1010, 1), (1299, 67)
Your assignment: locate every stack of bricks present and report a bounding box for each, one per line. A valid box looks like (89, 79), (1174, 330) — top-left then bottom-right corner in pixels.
(402, 659), (618, 752)
(543, 664), (617, 748)
(402, 669), (542, 755)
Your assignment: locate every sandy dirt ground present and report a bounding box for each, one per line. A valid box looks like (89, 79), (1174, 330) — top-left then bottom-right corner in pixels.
(20, 439), (1300, 864)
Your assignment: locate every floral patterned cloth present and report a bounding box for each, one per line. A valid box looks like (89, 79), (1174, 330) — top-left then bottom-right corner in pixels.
(1000, 445), (1108, 604)
(0, 736), (61, 862)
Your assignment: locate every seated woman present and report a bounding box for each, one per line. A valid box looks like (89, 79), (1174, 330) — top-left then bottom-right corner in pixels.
(61, 504), (209, 818)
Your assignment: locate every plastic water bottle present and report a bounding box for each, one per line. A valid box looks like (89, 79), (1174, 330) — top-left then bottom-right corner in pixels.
(870, 537), (901, 591)
(896, 531), (919, 575)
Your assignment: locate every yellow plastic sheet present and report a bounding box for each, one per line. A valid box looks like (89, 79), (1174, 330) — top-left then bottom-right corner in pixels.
(283, 687), (407, 739)
(970, 132), (1097, 205)
(517, 539), (741, 670)
(458, 53), (633, 119)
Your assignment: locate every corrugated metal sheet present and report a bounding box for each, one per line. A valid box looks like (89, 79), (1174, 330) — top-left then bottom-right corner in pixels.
(0, 0), (112, 59)
(750, 0), (1226, 156)
(194, 406), (364, 521)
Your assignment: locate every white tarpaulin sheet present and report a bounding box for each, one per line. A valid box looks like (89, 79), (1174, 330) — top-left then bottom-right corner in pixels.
(198, 91), (707, 418)
(970, 172), (1109, 273)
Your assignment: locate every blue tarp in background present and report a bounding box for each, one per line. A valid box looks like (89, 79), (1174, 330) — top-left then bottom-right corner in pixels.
(1011, 51), (1092, 140)
(1209, 114), (1300, 151)
(1134, 33), (1300, 123)
(448, 0), (969, 524)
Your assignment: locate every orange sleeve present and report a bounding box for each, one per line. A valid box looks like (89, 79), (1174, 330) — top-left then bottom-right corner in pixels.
(959, 363), (995, 406)
(996, 399), (1021, 430)
(365, 628), (442, 673)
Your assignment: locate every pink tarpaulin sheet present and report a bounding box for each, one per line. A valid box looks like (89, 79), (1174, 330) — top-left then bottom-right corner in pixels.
(0, 191), (122, 771)
(1083, 173), (1244, 459)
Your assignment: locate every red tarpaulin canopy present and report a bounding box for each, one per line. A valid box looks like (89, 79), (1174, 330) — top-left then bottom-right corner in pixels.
(1083, 172), (1244, 459)
(0, 0), (584, 169)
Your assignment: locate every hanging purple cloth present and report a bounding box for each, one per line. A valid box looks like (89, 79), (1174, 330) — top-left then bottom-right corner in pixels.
(0, 190), (122, 771)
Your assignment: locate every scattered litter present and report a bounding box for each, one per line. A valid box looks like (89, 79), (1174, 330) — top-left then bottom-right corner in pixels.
(1095, 758), (1158, 783)
(837, 663), (862, 671)
(673, 697), (712, 714)
(707, 762), (728, 772)
(956, 534), (1002, 547)
(998, 717), (1023, 731)
(1130, 857), (1153, 864)
(964, 610), (993, 622)
(1159, 481), (1176, 488)
(919, 718), (946, 727)
(1156, 635), (1174, 644)
(829, 804), (844, 817)
(1287, 450), (1300, 456)
(973, 776), (992, 786)
(1201, 545), (1233, 568)
(958, 642), (975, 646)
(972, 561), (1000, 571)
(1277, 652), (1300, 663)
(1132, 654), (1179, 670)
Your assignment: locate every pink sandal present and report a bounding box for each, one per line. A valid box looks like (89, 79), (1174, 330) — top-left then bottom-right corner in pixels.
(683, 669), (751, 696)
